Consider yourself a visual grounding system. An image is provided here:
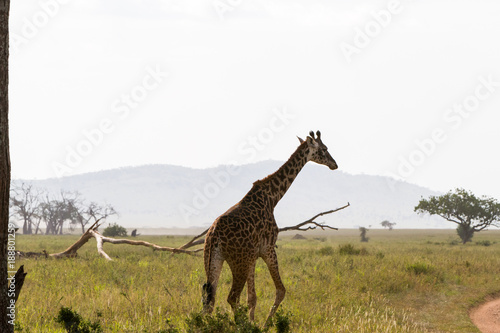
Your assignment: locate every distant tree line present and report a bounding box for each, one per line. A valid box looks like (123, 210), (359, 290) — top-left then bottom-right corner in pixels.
(9, 182), (117, 235)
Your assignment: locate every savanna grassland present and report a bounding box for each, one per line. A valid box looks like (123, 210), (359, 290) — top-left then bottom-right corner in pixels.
(13, 229), (500, 332)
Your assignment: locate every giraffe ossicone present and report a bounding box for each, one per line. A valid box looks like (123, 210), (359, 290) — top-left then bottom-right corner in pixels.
(202, 130), (338, 324)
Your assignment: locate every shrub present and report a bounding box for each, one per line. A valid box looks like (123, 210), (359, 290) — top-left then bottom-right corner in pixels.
(184, 307), (292, 333)
(406, 262), (433, 275)
(338, 244), (368, 255)
(185, 307), (261, 333)
(274, 309), (292, 333)
(317, 246), (335, 256)
(102, 223), (127, 237)
(55, 307), (102, 333)
(476, 240), (492, 247)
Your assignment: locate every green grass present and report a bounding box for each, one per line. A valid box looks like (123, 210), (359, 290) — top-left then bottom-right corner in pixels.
(12, 229), (500, 332)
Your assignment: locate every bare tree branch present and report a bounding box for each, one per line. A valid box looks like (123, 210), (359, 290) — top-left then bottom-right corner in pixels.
(49, 219), (103, 258)
(278, 202), (349, 233)
(88, 229), (202, 261)
(178, 228), (209, 250)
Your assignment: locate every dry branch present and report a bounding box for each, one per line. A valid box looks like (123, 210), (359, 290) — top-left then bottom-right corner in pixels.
(88, 229), (202, 261)
(49, 219), (102, 258)
(278, 202), (349, 233)
(16, 250), (48, 258)
(178, 228), (209, 250)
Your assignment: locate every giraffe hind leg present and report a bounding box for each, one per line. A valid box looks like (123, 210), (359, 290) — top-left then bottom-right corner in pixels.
(227, 262), (250, 315)
(246, 260), (257, 321)
(262, 249), (286, 326)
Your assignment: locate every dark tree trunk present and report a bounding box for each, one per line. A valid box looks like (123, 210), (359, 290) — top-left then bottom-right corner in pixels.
(26, 217), (32, 234)
(457, 223), (475, 244)
(0, 1), (14, 332)
(462, 229), (474, 244)
(45, 221), (52, 235)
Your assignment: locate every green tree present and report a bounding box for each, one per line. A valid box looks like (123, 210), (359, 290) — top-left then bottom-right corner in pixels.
(102, 223), (127, 237)
(415, 188), (500, 244)
(380, 220), (396, 230)
(359, 227), (369, 242)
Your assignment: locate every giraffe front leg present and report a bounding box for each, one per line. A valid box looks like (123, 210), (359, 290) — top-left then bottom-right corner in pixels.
(263, 249), (286, 327)
(246, 260), (257, 321)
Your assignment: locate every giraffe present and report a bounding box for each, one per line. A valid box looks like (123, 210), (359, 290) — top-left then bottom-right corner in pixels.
(202, 130), (338, 324)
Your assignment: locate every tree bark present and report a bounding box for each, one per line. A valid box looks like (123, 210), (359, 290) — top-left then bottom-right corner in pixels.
(0, 1), (14, 331)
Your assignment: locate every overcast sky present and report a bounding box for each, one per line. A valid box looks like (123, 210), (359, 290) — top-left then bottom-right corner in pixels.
(8, 0), (500, 199)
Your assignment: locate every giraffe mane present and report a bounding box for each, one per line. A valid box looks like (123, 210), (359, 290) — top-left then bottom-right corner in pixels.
(253, 141), (308, 185)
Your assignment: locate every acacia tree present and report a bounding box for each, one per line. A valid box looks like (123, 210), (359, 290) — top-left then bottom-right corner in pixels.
(10, 183), (42, 234)
(415, 188), (500, 244)
(39, 192), (76, 235)
(380, 220), (396, 230)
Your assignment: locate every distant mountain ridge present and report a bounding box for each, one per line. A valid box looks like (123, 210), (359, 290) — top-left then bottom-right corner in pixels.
(14, 161), (445, 229)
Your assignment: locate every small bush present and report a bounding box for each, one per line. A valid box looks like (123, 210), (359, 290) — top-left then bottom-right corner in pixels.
(55, 307), (102, 333)
(317, 246), (335, 256)
(406, 262), (433, 275)
(339, 244), (358, 255)
(476, 240), (492, 247)
(185, 307), (261, 333)
(184, 307), (292, 333)
(102, 223), (127, 237)
(274, 309), (292, 333)
(338, 244), (368, 256)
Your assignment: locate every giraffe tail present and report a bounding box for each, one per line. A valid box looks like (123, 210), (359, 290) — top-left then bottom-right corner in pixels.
(202, 281), (213, 306)
(202, 230), (215, 307)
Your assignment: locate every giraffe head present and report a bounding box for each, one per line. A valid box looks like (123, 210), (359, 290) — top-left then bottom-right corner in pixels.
(298, 130), (338, 170)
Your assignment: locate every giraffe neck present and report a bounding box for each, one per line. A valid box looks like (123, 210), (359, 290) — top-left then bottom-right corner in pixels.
(256, 142), (310, 208)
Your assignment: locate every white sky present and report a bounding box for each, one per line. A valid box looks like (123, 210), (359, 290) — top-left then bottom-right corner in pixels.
(8, 0), (500, 199)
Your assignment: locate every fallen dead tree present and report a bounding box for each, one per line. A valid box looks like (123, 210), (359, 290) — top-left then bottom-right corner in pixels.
(48, 219), (202, 260)
(19, 203), (349, 261)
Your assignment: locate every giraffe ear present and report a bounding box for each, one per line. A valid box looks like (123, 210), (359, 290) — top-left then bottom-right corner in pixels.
(297, 136), (304, 144)
(306, 136), (318, 147)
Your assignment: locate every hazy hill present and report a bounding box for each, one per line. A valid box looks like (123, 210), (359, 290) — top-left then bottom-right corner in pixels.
(14, 161), (445, 229)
